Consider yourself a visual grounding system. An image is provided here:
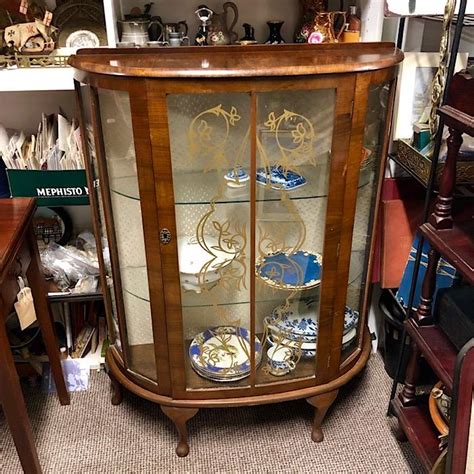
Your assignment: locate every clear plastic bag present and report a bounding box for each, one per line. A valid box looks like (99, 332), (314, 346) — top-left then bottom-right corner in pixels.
(40, 242), (100, 292)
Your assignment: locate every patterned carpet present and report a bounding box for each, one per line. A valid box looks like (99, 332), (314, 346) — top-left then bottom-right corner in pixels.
(1, 353), (423, 473)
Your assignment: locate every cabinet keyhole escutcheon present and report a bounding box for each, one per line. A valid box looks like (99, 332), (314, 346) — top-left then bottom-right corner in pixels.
(160, 228), (172, 245)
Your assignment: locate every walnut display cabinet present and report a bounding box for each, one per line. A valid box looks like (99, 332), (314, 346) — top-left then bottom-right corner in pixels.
(70, 43), (403, 457)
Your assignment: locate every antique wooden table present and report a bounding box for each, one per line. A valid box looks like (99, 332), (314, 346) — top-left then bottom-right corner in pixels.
(0, 198), (69, 473)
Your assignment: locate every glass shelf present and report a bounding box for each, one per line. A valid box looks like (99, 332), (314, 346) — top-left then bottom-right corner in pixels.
(109, 158), (375, 205)
(120, 248), (365, 308)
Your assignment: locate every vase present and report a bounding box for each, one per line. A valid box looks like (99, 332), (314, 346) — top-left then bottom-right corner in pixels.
(265, 21), (285, 44)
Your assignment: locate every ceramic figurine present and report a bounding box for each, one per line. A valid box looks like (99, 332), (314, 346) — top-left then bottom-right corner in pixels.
(208, 1), (239, 45)
(237, 23), (257, 45)
(265, 21), (285, 44)
(194, 5), (213, 46)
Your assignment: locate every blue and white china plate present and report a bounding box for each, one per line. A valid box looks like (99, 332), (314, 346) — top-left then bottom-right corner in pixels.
(256, 165), (306, 190)
(256, 251), (322, 290)
(189, 326), (262, 382)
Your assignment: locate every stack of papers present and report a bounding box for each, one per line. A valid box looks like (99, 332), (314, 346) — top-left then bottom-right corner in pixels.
(0, 111), (84, 171)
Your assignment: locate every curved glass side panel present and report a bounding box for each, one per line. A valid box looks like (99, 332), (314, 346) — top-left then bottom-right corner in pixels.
(97, 89), (156, 381)
(343, 82), (391, 362)
(79, 84), (121, 351)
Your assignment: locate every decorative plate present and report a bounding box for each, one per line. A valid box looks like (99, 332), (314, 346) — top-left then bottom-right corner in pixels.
(256, 165), (306, 190)
(65, 30), (100, 49)
(189, 326), (262, 381)
(256, 250), (322, 290)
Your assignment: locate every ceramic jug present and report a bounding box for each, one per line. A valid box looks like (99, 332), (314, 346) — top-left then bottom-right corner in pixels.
(208, 1), (238, 45)
(307, 11), (346, 44)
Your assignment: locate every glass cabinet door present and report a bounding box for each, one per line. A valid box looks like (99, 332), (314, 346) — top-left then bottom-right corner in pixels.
(96, 89), (157, 381)
(167, 93), (252, 390)
(255, 89), (334, 384)
(343, 81), (392, 362)
(167, 86), (337, 390)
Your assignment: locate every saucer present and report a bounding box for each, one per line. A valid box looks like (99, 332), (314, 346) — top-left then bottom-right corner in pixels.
(256, 250), (322, 290)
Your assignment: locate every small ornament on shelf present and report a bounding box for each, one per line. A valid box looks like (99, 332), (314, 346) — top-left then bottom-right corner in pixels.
(265, 20), (285, 44)
(236, 23), (257, 45)
(307, 11), (346, 44)
(194, 5), (213, 46)
(341, 5), (361, 43)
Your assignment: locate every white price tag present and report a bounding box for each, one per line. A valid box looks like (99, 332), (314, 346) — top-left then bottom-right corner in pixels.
(14, 277), (37, 330)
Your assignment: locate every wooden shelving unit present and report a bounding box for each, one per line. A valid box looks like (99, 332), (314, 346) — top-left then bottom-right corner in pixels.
(392, 69), (474, 472)
(419, 222), (474, 285)
(405, 319), (457, 392)
(391, 397), (441, 470)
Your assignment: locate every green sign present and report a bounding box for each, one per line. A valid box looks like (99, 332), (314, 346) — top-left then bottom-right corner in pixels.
(7, 170), (89, 206)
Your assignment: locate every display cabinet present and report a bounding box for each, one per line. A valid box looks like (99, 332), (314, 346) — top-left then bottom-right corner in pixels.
(70, 43), (403, 456)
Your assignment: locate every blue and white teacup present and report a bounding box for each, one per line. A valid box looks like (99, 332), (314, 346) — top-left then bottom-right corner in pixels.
(267, 346), (296, 376)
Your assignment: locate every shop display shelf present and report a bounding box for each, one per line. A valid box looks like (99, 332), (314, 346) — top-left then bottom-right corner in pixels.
(405, 319), (457, 393)
(419, 221), (474, 285)
(390, 397), (441, 471)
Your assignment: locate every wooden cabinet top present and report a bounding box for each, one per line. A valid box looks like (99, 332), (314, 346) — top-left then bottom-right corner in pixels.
(69, 42), (403, 79)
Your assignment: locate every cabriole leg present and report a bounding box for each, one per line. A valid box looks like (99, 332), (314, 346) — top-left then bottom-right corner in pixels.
(161, 405), (199, 457)
(108, 371), (123, 406)
(306, 390), (339, 443)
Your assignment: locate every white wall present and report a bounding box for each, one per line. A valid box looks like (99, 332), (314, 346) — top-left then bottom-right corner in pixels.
(0, 91), (76, 134)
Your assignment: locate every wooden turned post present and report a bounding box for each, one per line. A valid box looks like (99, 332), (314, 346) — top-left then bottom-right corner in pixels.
(429, 127), (463, 230)
(161, 406), (199, 457)
(398, 342), (420, 407)
(306, 389), (338, 443)
(416, 247), (440, 326)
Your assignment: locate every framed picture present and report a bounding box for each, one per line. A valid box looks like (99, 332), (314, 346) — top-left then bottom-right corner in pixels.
(385, 0), (474, 16)
(392, 52), (468, 140)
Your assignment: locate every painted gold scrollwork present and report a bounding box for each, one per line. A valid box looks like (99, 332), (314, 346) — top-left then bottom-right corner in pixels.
(188, 104), (242, 170)
(184, 104), (248, 308)
(195, 201), (247, 292)
(258, 108), (316, 173)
